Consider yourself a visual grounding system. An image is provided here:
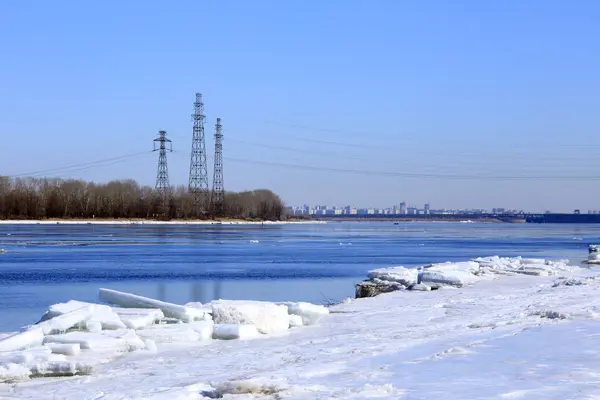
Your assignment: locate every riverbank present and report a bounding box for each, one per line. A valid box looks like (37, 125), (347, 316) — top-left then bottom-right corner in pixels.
(4, 256), (600, 399)
(0, 219), (327, 226)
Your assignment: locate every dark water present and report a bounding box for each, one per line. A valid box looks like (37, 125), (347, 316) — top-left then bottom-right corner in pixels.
(0, 222), (598, 331)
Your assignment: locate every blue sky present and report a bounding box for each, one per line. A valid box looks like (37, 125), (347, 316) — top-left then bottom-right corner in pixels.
(2, 0), (600, 212)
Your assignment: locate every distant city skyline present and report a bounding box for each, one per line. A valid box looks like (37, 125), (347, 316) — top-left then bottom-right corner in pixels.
(2, 1), (600, 213)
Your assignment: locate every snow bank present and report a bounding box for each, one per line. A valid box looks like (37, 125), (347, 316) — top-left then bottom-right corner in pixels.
(357, 256), (576, 297)
(99, 288), (205, 323)
(212, 300), (290, 334)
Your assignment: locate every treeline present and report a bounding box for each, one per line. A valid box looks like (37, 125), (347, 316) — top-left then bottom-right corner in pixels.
(0, 177), (285, 220)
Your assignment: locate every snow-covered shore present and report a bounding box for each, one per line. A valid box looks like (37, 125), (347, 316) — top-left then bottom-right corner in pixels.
(0, 219), (326, 226)
(4, 256), (600, 399)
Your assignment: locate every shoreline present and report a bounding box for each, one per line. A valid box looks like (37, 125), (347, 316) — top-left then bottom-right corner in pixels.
(5, 255), (600, 398)
(0, 219), (327, 226)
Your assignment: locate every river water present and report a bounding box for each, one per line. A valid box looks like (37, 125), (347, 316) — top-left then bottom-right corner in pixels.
(0, 222), (597, 331)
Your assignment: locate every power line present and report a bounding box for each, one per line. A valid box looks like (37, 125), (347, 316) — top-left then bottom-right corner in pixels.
(6, 151), (153, 179)
(226, 137), (600, 164)
(221, 156), (600, 181)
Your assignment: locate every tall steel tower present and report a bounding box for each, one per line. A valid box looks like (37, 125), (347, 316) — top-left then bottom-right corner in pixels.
(211, 118), (225, 216)
(188, 93), (209, 214)
(153, 130), (172, 192)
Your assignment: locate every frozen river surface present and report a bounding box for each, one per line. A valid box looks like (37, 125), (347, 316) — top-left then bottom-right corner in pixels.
(0, 222), (597, 331)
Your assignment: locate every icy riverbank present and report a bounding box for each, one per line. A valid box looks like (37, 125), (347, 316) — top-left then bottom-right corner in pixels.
(0, 219), (326, 226)
(5, 256), (600, 399)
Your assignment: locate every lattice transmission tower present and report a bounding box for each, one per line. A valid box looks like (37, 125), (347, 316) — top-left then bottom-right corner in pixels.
(153, 130), (172, 192)
(188, 93), (209, 215)
(153, 130), (172, 218)
(211, 118), (225, 216)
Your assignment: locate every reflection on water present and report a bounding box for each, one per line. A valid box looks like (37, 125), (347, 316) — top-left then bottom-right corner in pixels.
(156, 281), (222, 303)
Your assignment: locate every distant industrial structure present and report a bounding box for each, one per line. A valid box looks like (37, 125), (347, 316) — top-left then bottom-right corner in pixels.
(153, 92), (224, 218)
(286, 203), (524, 217)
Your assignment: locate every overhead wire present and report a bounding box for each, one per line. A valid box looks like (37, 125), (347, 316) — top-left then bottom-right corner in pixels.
(7, 151), (154, 179)
(170, 150), (600, 181)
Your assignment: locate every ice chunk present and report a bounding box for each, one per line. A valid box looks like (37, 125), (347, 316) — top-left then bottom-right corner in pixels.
(420, 261), (482, 287)
(368, 266), (419, 286)
(213, 324), (260, 340)
(288, 314), (303, 328)
(43, 330), (145, 352)
(45, 343), (81, 356)
(281, 302), (329, 326)
(135, 324), (203, 344)
(187, 321), (214, 341)
(30, 360), (92, 377)
(113, 308), (165, 330)
(142, 339), (157, 352)
(35, 305), (94, 335)
(0, 328), (44, 352)
(84, 320), (102, 333)
(409, 283), (432, 291)
(0, 363), (31, 382)
(99, 288), (204, 323)
(0, 347), (51, 365)
(41, 300), (126, 330)
(212, 300), (289, 334)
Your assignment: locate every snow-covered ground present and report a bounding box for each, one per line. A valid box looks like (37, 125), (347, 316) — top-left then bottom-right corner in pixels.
(3, 257), (600, 399)
(0, 220), (325, 226)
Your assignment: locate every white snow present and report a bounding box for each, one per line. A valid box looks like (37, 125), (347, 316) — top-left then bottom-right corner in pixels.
(211, 300), (290, 334)
(99, 288), (206, 323)
(7, 255), (600, 399)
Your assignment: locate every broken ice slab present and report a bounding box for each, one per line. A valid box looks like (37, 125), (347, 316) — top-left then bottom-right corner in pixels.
(98, 288), (205, 323)
(211, 300), (289, 334)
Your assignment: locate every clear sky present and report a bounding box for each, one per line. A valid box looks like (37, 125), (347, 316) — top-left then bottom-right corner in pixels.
(2, 0), (600, 212)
